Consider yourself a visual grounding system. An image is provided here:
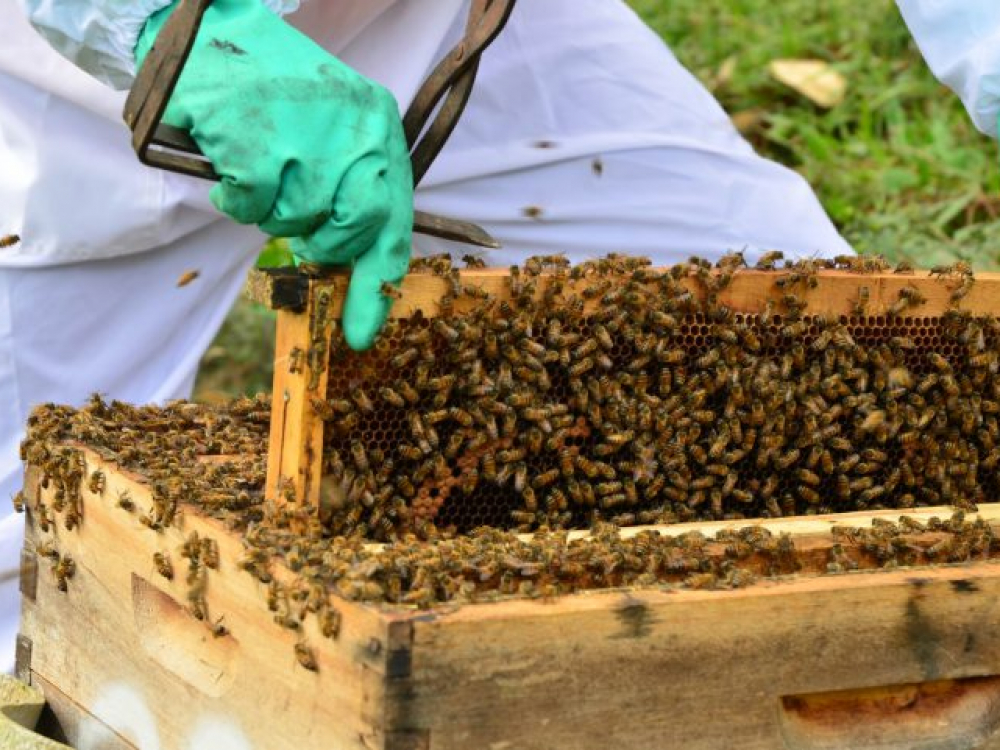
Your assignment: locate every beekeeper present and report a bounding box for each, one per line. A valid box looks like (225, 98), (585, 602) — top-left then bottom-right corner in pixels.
(0, 0), (992, 677)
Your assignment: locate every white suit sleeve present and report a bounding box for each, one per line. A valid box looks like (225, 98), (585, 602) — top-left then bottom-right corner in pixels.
(896, 0), (1000, 138)
(18, 0), (300, 90)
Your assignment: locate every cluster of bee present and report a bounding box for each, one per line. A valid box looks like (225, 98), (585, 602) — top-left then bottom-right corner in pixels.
(318, 252), (1000, 541)
(234, 507), (998, 608)
(35, 540), (76, 592)
(20, 394), (271, 534)
(826, 510), (996, 572)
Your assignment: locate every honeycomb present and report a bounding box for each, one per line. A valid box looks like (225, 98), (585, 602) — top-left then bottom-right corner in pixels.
(319, 255), (1000, 541)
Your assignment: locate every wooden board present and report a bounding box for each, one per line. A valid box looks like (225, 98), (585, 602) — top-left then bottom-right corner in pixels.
(19, 454), (393, 750)
(265, 283), (335, 511)
(19, 448), (1000, 749)
(249, 267), (1000, 320)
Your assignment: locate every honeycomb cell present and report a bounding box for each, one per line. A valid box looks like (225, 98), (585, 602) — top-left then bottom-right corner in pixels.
(314, 257), (1000, 542)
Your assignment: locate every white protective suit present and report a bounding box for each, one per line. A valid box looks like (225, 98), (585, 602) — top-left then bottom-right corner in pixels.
(0, 0), (989, 704)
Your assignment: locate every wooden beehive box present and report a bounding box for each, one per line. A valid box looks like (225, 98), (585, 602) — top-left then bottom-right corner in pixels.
(17, 263), (1000, 750)
(17, 457), (1000, 750)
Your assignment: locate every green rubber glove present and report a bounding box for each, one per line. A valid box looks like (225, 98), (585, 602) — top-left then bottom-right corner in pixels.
(135, 0), (413, 351)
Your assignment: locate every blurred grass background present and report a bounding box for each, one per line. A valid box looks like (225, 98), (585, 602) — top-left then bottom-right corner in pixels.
(193, 0), (1000, 401)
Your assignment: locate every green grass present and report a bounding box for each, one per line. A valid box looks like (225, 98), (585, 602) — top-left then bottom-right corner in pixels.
(194, 0), (1000, 400)
(631, 0), (1000, 267)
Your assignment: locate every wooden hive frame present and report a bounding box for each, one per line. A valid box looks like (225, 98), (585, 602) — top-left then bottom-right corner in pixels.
(249, 266), (1000, 514)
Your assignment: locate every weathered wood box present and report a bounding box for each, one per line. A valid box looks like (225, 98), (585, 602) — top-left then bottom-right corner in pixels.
(18, 462), (1000, 750)
(18, 262), (1000, 749)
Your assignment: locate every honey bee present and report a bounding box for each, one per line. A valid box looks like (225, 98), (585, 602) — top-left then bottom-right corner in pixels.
(176, 269), (200, 288)
(756, 250), (785, 271)
(201, 538), (220, 570)
(350, 441), (369, 472)
(390, 348), (419, 369)
(351, 389), (375, 413)
(851, 287), (870, 316)
(950, 275), (975, 305)
(0, 234), (20, 248)
(461, 468), (480, 494)
(510, 510), (536, 526)
(859, 411), (886, 433)
(154, 552), (174, 580)
(887, 287), (921, 316)
(530, 468), (560, 489)
(685, 572), (718, 590)
(380, 387), (406, 408)
(796, 468), (821, 486)
(929, 261), (972, 279)
(380, 281), (403, 300)
(320, 607), (342, 639)
(776, 449), (801, 470)
(87, 469), (106, 495)
(295, 641), (319, 672)
(797, 486), (821, 504)
(209, 616), (229, 638)
(53, 553), (76, 592)
(522, 206), (544, 220)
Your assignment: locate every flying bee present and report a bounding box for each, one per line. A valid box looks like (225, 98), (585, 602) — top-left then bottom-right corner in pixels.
(0, 234), (20, 248)
(522, 205), (544, 220)
(591, 157), (604, 177)
(176, 269), (200, 288)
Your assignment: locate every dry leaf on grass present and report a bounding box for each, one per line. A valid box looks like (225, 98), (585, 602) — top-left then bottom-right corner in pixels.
(768, 59), (847, 108)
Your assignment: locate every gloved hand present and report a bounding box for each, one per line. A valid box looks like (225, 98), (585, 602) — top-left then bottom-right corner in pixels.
(135, 0), (413, 351)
